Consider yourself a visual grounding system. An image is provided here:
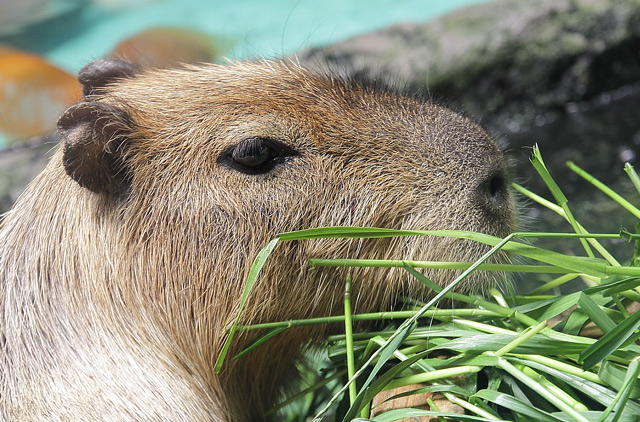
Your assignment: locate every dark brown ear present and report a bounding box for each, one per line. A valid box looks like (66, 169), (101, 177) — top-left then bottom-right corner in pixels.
(78, 58), (139, 97)
(57, 102), (133, 195)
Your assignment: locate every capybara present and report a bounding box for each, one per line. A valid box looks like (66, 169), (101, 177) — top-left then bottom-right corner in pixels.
(0, 59), (515, 421)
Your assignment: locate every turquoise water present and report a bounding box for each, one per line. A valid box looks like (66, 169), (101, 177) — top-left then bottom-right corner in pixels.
(27, 0), (486, 73)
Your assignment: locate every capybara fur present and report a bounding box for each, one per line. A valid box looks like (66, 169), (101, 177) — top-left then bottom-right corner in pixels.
(0, 59), (515, 421)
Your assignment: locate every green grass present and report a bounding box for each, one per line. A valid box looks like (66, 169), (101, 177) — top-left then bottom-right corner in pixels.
(217, 145), (640, 422)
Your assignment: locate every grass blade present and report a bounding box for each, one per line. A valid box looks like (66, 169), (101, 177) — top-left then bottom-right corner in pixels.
(601, 357), (640, 422)
(624, 163), (640, 196)
(343, 275), (358, 407)
(472, 389), (565, 422)
(233, 327), (288, 360)
(339, 322), (417, 422)
(579, 310), (640, 371)
(214, 237), (279, 373)
(497, 357), (591, 422)
(512, 357), (640, 413)
(568, 161), (640, 220)
(354, 409), (502, 422)
(598, 360), (640, 400)
(576, 293), (616, 333)
(530, 145), (593, 257)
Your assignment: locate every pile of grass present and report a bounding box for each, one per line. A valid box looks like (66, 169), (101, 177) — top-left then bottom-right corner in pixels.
(216, 146), (640, 422)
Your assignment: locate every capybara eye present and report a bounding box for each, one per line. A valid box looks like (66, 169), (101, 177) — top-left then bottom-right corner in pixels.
(232, 137), (270, 167)
(220, 137), (298, 174)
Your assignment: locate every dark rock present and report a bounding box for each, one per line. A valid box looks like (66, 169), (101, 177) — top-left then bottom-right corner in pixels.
(296, 0), (640, 132)
(0, 135), (55, 212)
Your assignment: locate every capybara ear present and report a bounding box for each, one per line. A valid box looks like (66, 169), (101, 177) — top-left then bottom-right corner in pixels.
(77, 58), (139, 97)
(57, 102), (132, 195)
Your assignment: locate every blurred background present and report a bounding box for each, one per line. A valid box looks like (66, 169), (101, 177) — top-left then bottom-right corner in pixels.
(1, 0), (640, 275)
(0, 0), (484, 147)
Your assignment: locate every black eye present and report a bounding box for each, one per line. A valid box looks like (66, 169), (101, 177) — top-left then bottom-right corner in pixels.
(232, 137), (270, 167)
(219, 137), (298, 174)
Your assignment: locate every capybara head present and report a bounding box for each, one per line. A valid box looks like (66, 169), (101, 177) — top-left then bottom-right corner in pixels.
(0, 59), (515, 421)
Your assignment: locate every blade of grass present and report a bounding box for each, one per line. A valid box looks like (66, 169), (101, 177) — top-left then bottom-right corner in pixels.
(369, 336), (433, 373)
(401, 263), (542, 328)
(233, 327), (288, 360)
(448, 319), (516, 336)
(510, 354), (602, 385)
(384, 364), (489, 391)
(310, 258), (571, 274)
(585, 277), (640, 296)
(568, 161), (640, 220)
(354, 409), (502, 422)
(624, 163), (640, 196)
(635, 222), (640, 266)
(529, 273), (581, 295)
(511, 357), (640, 413)
(288, 226), (635, 276)
(422, 231), (608, 277)
(237, 308), (501, 332)
(214, 237), (279, 373)
(495, 320), (548, 356)
(512, 183), (620, 266)
(338, 322), (417, 422)
(490, 288), (509, 308)
(519, 364), (588, 411)
(496, 356), (590, 422)
(265, 368), (348, 416)
(576, 293), (617, 333)
(530, 145), (593, 258)
(472, 389), (566, 422)
(579, 310), (640, 370)
(557, 310), (592, 335)
(439, 333), (592, 355)
(607, 357), (640, 422)
(343, 275), (358, 407)
(534, 291), (581, 321)
(598, 360), (640, 400)
(278, 226), (420, 240)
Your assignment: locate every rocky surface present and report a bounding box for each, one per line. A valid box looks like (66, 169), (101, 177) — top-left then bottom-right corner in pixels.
(0, 135), (56, 211)
(296, 0), (640, 133)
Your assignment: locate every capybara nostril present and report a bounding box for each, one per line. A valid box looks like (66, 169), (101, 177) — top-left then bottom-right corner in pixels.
(474, 165), (511, 217)
(488, 171), (508, 203)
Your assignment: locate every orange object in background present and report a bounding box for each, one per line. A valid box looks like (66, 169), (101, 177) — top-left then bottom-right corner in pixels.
(0, 46), (81, 142)
(111, 27), (224, 67)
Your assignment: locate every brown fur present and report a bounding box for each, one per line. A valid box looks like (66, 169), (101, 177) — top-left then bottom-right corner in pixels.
(0, 59), (515, 421)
